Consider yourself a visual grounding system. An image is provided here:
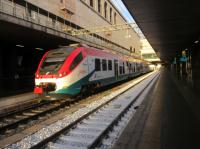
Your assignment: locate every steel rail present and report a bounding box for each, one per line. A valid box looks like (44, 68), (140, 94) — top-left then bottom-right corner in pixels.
(0, 98), (74, 137)
(29, 72), (159, 149)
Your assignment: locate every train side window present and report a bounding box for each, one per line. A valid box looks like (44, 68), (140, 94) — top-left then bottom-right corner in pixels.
(70, 52), (83, 70)
(119, 66), (123, 74)
(123, 62), (125, 74)
(108, 60), (112, 70)
(95, 58), (101, 71)
(102, 59), (107, 71)
(126, 61), (129, 67)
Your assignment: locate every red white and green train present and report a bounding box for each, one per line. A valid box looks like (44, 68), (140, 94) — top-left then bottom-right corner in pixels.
(34, 44), (151, 95)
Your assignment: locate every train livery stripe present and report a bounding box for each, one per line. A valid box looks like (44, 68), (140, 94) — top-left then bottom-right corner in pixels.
(54, 71), (141, 95)
(54, 70), (95, 95)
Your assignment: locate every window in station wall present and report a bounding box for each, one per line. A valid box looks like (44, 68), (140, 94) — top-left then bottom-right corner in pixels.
(97, 0), (101, 13)
(110, 7), (112, 23)
(114, 12), (117, 24)
(90, 0), (94, 7)
(104, 2), (107, 18)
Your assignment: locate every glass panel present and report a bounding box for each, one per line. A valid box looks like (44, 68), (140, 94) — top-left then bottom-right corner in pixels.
(39, 47), (75, 74)
(102, 59), (107, 71)
(70, 52), (83, 70)
(95, 58), (101, 71)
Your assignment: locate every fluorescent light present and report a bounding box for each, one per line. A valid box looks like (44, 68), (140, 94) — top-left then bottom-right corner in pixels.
(16, 44), (24, 48)
(35, 48), (44, 51)
(194, 40), (199, 44)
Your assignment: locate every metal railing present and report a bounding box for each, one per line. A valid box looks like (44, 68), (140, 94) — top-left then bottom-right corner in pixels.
(0, 0), (131, 55)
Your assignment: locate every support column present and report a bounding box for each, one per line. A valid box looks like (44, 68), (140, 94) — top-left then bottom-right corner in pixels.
(192, 45), (200, 95)
(3, 46), (18, 94)
(0, 47), (3, 94)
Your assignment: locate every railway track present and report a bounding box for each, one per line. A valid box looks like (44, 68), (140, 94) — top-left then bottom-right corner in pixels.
(0, 73), (149, 139)
(0, 75), (131, 139)
(6, 71), (159, 149)
(0, 76), (134, 139)
(0, 97), (77, 138)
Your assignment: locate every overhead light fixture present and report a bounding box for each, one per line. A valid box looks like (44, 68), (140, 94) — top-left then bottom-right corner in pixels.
(16, 44), (24, 48)
(194, 40), (199, 44)
(35, 48), (44, 51)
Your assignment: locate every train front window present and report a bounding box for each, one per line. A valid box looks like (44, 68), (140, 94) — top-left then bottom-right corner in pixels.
(41, 57), (65, 72)
(39, 47), (75, 74)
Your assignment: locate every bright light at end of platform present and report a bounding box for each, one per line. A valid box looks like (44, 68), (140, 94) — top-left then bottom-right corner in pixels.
(149, 64), (156, 70)
(157, 64), (162, 69)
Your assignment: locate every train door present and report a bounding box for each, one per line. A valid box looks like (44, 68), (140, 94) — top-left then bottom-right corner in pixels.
(114, 60), (118, 79)
(86, 55), (93, 74)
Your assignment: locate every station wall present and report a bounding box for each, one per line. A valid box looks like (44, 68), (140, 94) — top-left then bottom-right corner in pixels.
(25, 0), (141, 54)
(0, 43), (45, 97)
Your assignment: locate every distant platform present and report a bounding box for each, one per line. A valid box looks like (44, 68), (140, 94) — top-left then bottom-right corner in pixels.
(113, 68), (200, 149)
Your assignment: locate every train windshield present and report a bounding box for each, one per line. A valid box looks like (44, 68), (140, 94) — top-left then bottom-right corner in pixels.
(39, 47), (75, 74)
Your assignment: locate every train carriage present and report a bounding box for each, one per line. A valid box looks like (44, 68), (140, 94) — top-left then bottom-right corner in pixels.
(34, 44), (151, 95)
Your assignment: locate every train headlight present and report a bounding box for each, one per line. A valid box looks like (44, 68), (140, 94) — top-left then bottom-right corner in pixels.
(59, 73), (63, 77)
(36, 74), (39, 78)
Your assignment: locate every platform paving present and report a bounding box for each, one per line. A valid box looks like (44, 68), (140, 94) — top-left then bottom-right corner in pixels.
(0, 92), (38, 115)
(113, 68), (200, 149)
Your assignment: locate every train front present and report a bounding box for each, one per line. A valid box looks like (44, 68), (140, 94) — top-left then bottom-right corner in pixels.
(34, 46), (76, 95)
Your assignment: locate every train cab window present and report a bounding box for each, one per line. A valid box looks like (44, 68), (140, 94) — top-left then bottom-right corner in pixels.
(108, 60), (112, 70)
(102, 59), (107, 71)
(39, 47), (76, 74)
(70, 52), (83, 70)
(95, 58), (101, 71)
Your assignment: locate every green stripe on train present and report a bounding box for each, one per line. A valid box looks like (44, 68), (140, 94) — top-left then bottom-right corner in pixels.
(53, 71), (140, 95)
(54, 71), (95, 95)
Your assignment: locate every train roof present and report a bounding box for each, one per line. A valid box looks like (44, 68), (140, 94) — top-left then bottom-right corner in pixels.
(58, 43), (151, 64)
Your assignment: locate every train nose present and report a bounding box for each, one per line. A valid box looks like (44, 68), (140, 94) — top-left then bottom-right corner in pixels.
(34, 83), (56, 94)
(44, 83), (56, 92)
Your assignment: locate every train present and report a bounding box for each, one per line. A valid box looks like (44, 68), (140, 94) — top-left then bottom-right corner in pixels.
(34, 44), (151, 96)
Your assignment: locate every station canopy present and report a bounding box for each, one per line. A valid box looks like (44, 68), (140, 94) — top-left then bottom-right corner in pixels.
(122, 0), (200, 62)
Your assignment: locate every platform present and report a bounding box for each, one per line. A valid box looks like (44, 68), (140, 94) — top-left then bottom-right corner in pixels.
(0, 92), (38, 115)
(113, 68), (200, 149)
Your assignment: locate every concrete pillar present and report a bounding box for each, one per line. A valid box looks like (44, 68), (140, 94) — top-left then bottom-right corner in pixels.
(0, 47), (3, 93)
(3, 46), (18, 93)
(192, 45), (200, 95)
(176, 61), (181, 75)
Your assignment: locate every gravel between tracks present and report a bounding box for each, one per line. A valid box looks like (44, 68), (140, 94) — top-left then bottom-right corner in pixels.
(5, 72), (157, 149)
